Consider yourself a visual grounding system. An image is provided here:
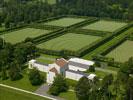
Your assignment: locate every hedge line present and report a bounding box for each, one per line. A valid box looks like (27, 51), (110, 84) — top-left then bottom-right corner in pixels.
(70, 29), (109, 37)
(33, 17), (97, 44)
(37, 22), (133, 57)
(93, 55), (123, 68)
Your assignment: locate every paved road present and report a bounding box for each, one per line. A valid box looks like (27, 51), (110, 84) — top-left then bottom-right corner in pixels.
(0, 84), (57, 100)
(95, 67), (117, 74)
(35, 84), (65, 100)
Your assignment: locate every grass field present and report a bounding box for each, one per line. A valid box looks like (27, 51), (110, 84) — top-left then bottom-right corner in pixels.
(0, 28), (50, 44)
(106, 40), (133, 62)
(59, 91), (77, 100)
(0, 86), (49, 100)
(0, 69), (42, 92)
(83, 20), (127, 32)
(37, 33), (101, 51)
(45, 17), (85, 27)
(36, 54), (59, 64)
(83, 27), (133, 60)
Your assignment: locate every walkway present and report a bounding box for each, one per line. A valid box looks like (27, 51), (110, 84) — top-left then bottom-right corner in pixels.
(0, 84), (57, 100)
(35, 84), (65, 100)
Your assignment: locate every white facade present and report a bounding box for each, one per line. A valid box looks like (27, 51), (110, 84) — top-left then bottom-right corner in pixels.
(29, 60), (49, 73)
(65, 71), (84, 81)
(47, 72), (56, 84)
(28, 58), (96, 84)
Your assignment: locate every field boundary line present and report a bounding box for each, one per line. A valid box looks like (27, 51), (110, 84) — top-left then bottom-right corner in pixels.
(0, 84), (57, 100)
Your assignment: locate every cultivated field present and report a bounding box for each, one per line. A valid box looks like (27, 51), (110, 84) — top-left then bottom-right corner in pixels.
(44, 17), (85, 27)
(0, 28), (51, 44)
(37, 33), (101, 51)
(106, 40), (133, 62)
(82, 20), (127, 32)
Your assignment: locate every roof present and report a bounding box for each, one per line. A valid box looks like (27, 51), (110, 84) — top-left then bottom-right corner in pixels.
(49, 67), (58, 74)
(29, 59), (36, 63)
(88, 74), (96, 80)
(69, 58), (94, 66)
(55, 58), (68, 67)
(69, 61), (89, 69)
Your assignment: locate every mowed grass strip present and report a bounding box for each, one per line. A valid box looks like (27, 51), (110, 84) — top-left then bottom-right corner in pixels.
(37, 33), (101, 51)
(83, 20), (127, 32)
(106, 40), (133, 62)
(45, 17), (85, 27)
(0, 28), (50, 44)
(0, 86), (49, 100)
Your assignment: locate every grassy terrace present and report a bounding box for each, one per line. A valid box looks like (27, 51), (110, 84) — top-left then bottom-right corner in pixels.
(83, 27), (133, 59)
(82, 20), (127, 32)
(0, 86), (49, 100)
(37, 33), (101, 51)
(0, 28), (51, 44)
(59, 91), (77, 100)
(36, 54), (59, 64)
(0, 69), (44, 92)
(44, 17), (85, 27)
(106, 40), (133, 62)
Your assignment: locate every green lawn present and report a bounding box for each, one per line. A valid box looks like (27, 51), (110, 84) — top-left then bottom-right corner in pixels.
(45, 17), (85, 27)
(0, 86), (49, 100)
(83, 20), (127, 32)
(0, 69), (41, 92)
(106, 40), (133, 62)
(59, 91), (77, 100)
(37, 33), (101, 51)
(0, 28), (51, 44)
(36, 54), (59, 64)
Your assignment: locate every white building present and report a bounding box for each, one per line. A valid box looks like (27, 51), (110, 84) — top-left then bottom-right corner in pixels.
(68, 58), (94, 71)
(28, 58), (95, 84)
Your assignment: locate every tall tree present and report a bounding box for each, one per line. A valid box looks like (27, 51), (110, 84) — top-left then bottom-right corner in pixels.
(75, 76), (90, 100)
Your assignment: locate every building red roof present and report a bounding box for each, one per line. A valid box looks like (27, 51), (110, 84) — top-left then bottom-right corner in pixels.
(55, 58), (68, 67)
(49, 67), (58, 74)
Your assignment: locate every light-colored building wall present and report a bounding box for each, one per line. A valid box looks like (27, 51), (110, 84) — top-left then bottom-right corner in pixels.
(65, 71), (84, 81)
(29, 60), (49, 73)
(47, 72), (56, 84)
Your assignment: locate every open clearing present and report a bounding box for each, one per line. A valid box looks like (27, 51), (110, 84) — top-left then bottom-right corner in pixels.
(106, 40), (133, 62)
(0, 28), (50, 44)
(44, 17), (85, 27)
(82, 20), (127, 32)
(37, 33), (101, 51)
(0, 86), (49, 100)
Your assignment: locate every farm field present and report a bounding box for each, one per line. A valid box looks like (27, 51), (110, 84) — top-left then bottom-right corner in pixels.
(83, 27), (133, 60)
(0, 86), (49, 100)
(44, 17), (85, 27)
(82, 20), (127, 32)
(0, 28), (51, 44)
(106, 40), (133, 62)
(37, 33), (101, 51)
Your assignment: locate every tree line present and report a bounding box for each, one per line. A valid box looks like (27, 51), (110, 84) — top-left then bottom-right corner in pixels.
(0, 0), (133, 29)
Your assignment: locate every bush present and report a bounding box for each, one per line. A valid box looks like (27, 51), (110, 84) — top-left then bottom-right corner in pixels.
(89, 66), (95, 72)
(8, 62), (22, 81)
(29, 68), (44, 86)
(49, 75), (69, 96)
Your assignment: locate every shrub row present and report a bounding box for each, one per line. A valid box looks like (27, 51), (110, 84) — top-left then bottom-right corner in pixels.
(78, 22), (133, 57)
(93, 55), (123, 68)
(37, 22), (132, 57)
(70, 29), (109, 37)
